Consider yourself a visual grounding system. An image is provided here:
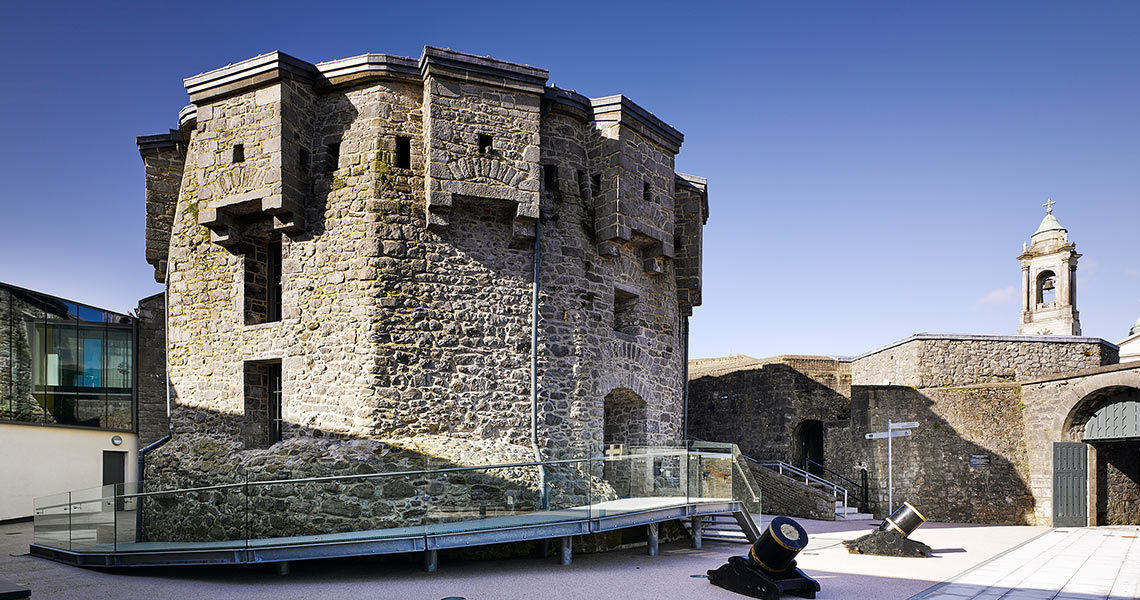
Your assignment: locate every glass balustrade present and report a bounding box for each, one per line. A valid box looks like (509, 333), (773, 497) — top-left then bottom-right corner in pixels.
(33, 442), (761, 555)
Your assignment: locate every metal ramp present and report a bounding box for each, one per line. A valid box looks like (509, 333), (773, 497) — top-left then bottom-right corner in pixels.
(30, 443), (763, 569)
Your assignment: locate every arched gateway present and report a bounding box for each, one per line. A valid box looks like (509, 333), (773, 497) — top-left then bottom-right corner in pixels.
(1022, 365), (1140, 526)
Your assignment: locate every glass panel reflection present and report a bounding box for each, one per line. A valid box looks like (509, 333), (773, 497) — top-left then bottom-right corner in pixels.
(0, 283), (135, 431)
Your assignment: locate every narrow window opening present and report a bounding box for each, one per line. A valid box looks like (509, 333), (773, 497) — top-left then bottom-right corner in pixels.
(232, 143), (245, 163)
(298, 148), (310, 174)
(267, 240), (282, 322)
(243, 360), (282, 448)
(244, 236), (282, 325)
(395, 136), (411, 169)
(543, 164), (559, 192)
(326, 142), (340, 172)
(613, 287), (639, 336)
(577, 170), (588, 200)
(478, 134), (493, 154)
(643, 181), (652, 203)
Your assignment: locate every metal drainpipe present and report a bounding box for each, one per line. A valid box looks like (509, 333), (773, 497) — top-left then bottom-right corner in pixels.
(530, 216), (548, 509)
(683, 316), (689, 445)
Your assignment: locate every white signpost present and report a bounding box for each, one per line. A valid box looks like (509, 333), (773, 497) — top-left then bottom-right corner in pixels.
(865, 419), (919, 510)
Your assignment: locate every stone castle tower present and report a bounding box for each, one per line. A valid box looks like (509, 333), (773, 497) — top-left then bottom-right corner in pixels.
(136, 48), (708, 452)
(1018, 200), (1080, 335)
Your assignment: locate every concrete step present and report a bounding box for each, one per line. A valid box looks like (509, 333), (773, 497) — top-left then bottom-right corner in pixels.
(682, 513), (754, 544)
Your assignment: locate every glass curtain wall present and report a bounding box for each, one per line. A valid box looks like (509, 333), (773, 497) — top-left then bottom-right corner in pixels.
(1, 283), (134, 431)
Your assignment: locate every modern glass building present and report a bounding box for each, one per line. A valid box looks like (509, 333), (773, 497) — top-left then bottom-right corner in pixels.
(0, 282), (135, 432)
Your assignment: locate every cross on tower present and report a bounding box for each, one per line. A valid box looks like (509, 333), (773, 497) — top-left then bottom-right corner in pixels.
(1043, 198), (1056, 213)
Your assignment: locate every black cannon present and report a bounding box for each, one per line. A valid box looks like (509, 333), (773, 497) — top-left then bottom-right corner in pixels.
(707, 516), (821, 600)
(844, 502), (931, 557)
(878, 501), (926, 537)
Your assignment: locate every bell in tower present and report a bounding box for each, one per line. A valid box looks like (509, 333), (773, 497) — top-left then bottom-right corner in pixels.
(1017, 200), (1081, 336)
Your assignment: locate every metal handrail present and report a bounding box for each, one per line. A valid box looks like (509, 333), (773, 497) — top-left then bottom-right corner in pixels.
(750, 458), (851, 519)
(804, 458), (864, 502)
(34, 449), (735, 511)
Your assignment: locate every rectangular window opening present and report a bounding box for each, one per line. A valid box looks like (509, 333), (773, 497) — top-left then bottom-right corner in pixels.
(478, 134), (493, 154)
(243, 360), (282, 448)
(244, 236), (283, 325)
(592, 174), (602, 197)
(299, 148), (310, 174)
(543, 164), (559, 192)
(232, 143), (245, 163)
(395, 136), (412, 169)
(326, 142), (340, 172)
(614, 288), (639, 336)
(643, 181), (652, 203)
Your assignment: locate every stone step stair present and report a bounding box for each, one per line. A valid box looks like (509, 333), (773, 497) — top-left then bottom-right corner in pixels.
(836, 500), (874, 520)
(683, 513), (755, 544)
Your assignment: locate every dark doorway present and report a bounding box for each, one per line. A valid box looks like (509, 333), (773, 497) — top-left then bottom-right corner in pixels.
(797, 420), (824, 475)
(1094, 440), (1140, 525)
(102, 450), (126, 488)
(103, 450), (127, 509)
(1053, 442), (1088, 527)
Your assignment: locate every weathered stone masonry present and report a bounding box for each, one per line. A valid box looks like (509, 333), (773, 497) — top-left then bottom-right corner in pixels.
(138, 48), (708, 458)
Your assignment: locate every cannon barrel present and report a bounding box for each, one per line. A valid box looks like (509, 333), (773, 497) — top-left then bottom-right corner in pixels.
(747, 516), (809, 573)
(878, 502), (926, 537)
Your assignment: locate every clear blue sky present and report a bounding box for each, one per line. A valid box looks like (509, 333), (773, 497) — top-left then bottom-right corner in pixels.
(2, 1), (1138, 359)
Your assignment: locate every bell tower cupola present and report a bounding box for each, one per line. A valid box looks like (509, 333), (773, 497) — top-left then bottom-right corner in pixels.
(1017, 199), (1081, 335)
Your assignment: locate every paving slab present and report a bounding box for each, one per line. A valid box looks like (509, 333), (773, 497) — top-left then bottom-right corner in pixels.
(914, 526), (1140, 600)
(0, 516), (1085, 600)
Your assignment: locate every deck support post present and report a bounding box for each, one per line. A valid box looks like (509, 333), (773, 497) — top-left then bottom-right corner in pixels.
(276, 561), (290, 576)
(647, 522), (659, 556)
(424, 549), (437, 572)
(560, 536), (572, 565)
(692, 516), (703, 549)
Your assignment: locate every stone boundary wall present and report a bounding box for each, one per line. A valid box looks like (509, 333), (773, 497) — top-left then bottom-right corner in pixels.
(136, 293), (168, 446)
(853, 335), (1117, 388)
(745, 462), (835, 521)
(851, 383), (1034, 524)
(687, 358), (850, 462)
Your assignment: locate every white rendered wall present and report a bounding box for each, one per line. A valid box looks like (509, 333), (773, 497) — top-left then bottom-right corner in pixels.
(0, 424), (137, 521)
(1120, 334), (1140, 363)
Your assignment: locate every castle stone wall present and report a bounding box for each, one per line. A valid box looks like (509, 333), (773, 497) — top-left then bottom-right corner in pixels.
(851, 384), (1035, 524)
(853, 335), (1116, 388)
(147, 48), (705, 455)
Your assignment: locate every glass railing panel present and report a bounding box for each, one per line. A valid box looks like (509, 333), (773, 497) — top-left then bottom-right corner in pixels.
(33, 490), (71, 550)
(540, 448), (596, 513)
(730, 445), (762, 514)
(245, 473), (428, 547)
(689, 452), (735, 504)
(113, 481), (140, 549)
(130, 484), (249, 551)
(592, 447), (689, 519)
(67, 485), (117, 553)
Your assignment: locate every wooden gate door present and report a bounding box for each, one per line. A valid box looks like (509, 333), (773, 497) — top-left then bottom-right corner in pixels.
(1053, 442), (1087, 527)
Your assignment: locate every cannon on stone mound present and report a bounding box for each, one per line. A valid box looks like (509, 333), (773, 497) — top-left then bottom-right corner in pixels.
(843, 502), (932, 557)
(707, 516), (821, 600)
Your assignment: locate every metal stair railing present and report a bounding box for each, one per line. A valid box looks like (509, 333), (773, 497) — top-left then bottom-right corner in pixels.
(748, 458), (850, 519)
(804, 458), (867, 512)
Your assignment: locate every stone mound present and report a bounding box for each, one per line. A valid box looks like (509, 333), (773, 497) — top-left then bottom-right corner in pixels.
(842, 529), (932, 557)
(141, 433), (618, 542)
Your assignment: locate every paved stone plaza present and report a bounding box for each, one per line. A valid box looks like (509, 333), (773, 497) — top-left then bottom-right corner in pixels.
(7, 516), (1137, 599)
(916, 527), (1140, 600)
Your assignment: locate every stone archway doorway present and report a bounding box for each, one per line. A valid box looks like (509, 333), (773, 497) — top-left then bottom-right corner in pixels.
(1066, 386), (1140, 526)
(794, 419), (824, 475)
